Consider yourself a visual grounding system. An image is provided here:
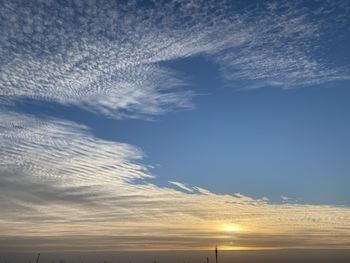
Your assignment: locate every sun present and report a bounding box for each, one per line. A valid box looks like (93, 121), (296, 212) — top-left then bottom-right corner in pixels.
(222, 224), (242, 232)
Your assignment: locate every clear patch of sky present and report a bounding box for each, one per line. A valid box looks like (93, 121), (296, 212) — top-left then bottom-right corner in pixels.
(11, 54), (350, 205)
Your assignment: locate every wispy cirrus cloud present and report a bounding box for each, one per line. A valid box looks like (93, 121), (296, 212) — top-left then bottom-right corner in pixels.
(1, 112), (350, 251)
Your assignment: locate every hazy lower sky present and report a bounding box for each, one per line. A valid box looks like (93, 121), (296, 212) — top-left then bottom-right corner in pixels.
(1, 0), (350, 253)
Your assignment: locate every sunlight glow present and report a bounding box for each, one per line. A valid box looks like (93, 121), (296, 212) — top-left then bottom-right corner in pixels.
(220, 246), (280, 251)
(222, 224), (242, 232)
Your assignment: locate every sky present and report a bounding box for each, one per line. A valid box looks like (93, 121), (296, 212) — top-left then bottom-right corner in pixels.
(0, 0), (350, 253)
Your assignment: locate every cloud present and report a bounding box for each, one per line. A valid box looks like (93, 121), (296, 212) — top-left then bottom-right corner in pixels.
(1, 112), (350, 251)
(1, 0), (349, 118)
(169, 181), (194, 193)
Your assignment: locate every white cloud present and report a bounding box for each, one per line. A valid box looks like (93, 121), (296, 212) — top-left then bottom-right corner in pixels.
(169, 181), (194, 193)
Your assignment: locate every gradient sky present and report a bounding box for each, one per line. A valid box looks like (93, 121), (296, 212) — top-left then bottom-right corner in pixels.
(1, 0), (350, 252)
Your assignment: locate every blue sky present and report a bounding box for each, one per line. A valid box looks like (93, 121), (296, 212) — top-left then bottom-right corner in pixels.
(1, 0), (350, 251)
(11, 53), (350, 205)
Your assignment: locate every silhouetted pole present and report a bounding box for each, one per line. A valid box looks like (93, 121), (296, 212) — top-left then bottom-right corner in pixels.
(215, 246), (218, 263)
(35, 254), (40, 263)
(206, 257), (209, 263)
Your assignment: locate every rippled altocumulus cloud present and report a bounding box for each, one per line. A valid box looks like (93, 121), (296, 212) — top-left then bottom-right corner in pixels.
(1, 112), (350, 251)
(1, 0), (350, 117)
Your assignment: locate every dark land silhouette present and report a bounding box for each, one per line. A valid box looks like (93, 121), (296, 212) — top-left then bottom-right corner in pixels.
(2, 250), (350, 263)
